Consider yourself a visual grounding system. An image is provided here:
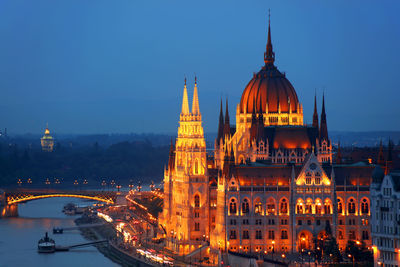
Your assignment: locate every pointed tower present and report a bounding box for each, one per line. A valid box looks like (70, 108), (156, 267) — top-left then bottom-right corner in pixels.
(216, 99), (224, 146)
(160, 78), (209, 255)
(192, 76), (200, 115)
(312, 93), (319, 129)
(377, 140), (385, 166)
(336, 141), (342, 164)
(168, 139), (175, 171)
(223, 98), (231, 138)
(264, 10), (275, 65)
(319, 93), (328, 141)
(181, 78), (190, 116)
(385, 139), (393, 175)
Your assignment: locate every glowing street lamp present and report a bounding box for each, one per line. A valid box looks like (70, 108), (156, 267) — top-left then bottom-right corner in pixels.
(27, 178), (32, 184)
(83, 179), (88, 185)
(45, 178), (51, 185)
(116, 184), (122, 192)
(129, 180), (134, 191)
(110, 180), (115, 190)
(150, 181), (155, 191)
(17, 178), (22, 186)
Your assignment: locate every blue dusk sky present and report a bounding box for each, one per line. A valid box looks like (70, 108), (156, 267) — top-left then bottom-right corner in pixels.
(0, 0), (399, 135)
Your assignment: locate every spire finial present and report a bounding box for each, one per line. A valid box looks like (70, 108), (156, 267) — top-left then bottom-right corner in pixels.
(264, 9), (275, 65)
(268, 8), (270, 26)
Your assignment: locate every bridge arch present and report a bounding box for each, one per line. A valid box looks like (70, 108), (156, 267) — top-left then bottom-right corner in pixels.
(6, 193), (115, 205)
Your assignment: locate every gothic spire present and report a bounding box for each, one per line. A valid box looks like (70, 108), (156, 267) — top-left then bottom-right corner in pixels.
(377, 139), (385, 166)
(217, 99), (224, 146)
(385, 139), (393, 175)
(191, 76), (200, 115)
(319, 93), (328, 141)
(312, 93), (319, 129)
(223, 98), (230, 137)
(168, 139), (175, 170)
(264, 10), (275, 65)
(336, 141), (342, 164)
(181, 78), (190, 115)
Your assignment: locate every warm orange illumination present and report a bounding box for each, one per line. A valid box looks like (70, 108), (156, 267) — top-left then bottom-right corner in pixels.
(7, 194), (114, 204)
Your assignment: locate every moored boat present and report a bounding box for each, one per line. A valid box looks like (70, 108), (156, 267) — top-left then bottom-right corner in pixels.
(38, 232), (55, 253)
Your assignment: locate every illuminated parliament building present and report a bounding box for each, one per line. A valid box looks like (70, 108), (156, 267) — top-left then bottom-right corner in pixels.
(160, 19), (375, 256)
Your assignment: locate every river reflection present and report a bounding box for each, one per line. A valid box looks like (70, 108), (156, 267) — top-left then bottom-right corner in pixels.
(0, 197), (119, 267)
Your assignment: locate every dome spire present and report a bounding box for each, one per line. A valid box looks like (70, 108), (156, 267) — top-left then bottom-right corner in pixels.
(264, 9), (275, 65)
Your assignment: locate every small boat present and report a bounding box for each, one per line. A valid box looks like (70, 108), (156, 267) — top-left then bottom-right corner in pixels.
(38, 232), (55, 253)
(53, 227), (63, 234)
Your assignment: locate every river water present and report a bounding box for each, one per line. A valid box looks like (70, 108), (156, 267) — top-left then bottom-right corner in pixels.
(0, 197), (119, 267)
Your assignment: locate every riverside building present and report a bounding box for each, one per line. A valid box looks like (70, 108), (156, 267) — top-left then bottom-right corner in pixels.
(371, 165), (400, 267)
(160, 18), (376, 257)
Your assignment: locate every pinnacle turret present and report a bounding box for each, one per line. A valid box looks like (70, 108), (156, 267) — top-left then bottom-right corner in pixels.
(181, 78), (190, 115)
(191, 76), (200, 115)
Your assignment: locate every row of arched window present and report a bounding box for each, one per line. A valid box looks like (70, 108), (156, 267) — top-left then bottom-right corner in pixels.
(227, 196), (370, 216)
(296, 198), (332, 215)
(229, 198), (288, 215)
(337, 198), (369, 215)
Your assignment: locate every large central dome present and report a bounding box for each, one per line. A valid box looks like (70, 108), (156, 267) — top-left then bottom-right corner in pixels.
(239, 21), (299, 114)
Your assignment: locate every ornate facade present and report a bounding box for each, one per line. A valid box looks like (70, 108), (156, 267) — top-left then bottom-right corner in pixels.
(160, 78), (209, 254)
(161, 19), (376, 257)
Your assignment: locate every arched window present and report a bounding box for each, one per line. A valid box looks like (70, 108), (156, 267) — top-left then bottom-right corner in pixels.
(280, 199), (288, 214)
(337, 198), (343, 214)
(361, 199), (369, 214)
(315, 200), (322, 214)
(348, 199), (356, 214)
(194, 159), (199, 174)
(324, 200), (331, 214)
(305, 199), (313, 214)
(194, 195), (200, 208)
(266, 199), (275, 215)
(229, 199), (237, 214)
(254, 201), (263, 215)
(306, 172), (312, 185)
(296, 200), (304, 214)
(242, 199), (249, 214)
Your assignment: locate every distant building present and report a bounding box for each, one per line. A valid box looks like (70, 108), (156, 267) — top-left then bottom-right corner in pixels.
(371, 169), (400, 267)
(41, 125), (54, 152)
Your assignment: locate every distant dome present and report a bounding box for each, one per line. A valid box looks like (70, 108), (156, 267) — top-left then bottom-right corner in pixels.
(239, 20), (299, 114)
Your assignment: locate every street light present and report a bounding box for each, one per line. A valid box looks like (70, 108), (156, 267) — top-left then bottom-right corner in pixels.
(110, 180), (115, 190)
(27, 178), (32, 184)
(129, 180), (134, 191)
(272, 240), (275, 260)
(101, 180), (107, 191)
(348, 254), (355, 267)
(17, 178), (22, 186)
(150, 181), (155, 191)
